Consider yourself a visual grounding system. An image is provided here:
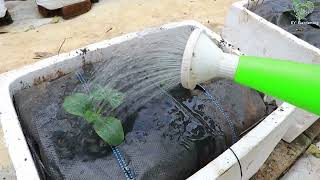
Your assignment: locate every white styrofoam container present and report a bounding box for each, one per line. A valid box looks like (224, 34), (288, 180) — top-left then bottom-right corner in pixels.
(0, 21), (295, 180)
(222, 0), (320, 143)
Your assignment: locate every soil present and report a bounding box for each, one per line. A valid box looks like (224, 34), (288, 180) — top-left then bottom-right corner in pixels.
(253, 0), (320, 48)
(14, 60), (267, 180)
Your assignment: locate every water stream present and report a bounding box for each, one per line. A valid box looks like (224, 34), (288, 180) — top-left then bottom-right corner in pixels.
(80, 27), (193, 115)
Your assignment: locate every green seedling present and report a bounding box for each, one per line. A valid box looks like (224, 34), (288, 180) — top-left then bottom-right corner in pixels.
(63, 85), (125, 146)
(291, 0), (315, 21)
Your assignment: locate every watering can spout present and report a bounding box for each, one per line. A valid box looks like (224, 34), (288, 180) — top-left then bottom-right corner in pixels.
(181, 29), (320, 116)
(181, 29), (239, 89)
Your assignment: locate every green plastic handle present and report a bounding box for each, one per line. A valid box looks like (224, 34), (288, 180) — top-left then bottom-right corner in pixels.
(234, 56), (320, 116)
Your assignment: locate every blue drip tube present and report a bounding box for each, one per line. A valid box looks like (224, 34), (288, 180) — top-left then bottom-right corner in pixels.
(75, 72), (135, 180)
(196, 85), (238, 145)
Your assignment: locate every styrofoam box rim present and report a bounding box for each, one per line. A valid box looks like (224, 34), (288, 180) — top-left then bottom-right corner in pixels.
(224, 0), (320, 60)
(0, 20), (295, 180)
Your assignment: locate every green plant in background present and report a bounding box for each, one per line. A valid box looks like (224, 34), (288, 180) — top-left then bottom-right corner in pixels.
(291, 0), (315, 21)
(63, 85), (125, 146)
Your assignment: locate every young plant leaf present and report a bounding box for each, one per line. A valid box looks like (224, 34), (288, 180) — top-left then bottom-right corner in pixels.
(83, 110), (101, 124)
(91, 85), (125, 108)
(93, 117), (124, 146)
(107, 91), (125, 108)
(63, 93), (91, 117)
(90, 85), (107, 101)
(63, 85), (125, 146)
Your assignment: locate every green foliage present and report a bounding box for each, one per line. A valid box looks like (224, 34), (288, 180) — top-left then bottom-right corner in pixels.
(63, 93), (91, 117)
(63, 85), (125, 146)
(93, 116), (124, 146)
(90, 85), (125, 108)
(291, 0), (315, 21)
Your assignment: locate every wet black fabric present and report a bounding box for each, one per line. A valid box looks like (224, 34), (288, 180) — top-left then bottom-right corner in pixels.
(14, 63), (267, 180)
(254, 0), (320, 48)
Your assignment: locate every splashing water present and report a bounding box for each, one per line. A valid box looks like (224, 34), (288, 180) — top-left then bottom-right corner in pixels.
(83, 27), (194, 114)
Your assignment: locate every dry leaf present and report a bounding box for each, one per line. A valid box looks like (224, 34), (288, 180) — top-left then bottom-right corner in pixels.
(33, 52), (54, 59)
(306, 144), (320, 158)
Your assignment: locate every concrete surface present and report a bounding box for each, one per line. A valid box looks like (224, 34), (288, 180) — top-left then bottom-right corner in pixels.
(251, 135), (312, 180)
(281, 138), (320, 180)
(281, 123), (320, 180)
(0, 0), (238, 179)
(1, 0), (55, 32)
(251, 120), (320, 180)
